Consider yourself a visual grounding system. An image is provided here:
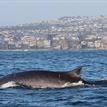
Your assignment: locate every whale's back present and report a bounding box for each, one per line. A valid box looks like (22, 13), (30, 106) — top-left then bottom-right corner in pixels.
(0, 67), (82, 88)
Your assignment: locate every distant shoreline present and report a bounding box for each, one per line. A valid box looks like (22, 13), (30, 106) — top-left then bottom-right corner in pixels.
(0, 48), (106, 52)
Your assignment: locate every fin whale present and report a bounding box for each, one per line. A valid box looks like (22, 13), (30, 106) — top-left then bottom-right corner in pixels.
(0, 67), (84, 89)
(0, 67), (107, 89)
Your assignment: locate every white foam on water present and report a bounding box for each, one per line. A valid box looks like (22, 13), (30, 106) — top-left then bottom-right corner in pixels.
(70, 81), (84, 86)
(0, 81), (17, 89)
(62, 81), (84, 88)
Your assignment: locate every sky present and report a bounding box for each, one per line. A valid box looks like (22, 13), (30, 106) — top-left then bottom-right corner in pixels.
(0, 0), (107, 26)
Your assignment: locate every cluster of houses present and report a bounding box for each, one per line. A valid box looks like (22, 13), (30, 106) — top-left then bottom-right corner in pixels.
(0, 16), (107, 50)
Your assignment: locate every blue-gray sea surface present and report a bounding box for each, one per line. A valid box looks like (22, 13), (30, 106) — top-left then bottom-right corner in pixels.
(0, 50), (107, 107)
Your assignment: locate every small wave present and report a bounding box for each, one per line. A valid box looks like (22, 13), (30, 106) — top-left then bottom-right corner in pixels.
(101, 77), (107, 80)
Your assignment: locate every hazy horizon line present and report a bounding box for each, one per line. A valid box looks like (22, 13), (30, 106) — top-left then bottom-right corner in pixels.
(0, 15), (106, 27)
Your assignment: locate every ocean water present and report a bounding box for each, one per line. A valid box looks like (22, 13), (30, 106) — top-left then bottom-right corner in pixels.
(0, 50), (107, 107)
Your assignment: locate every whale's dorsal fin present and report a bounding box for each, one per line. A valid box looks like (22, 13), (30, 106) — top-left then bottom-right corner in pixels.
(67, 67), (82, 78)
